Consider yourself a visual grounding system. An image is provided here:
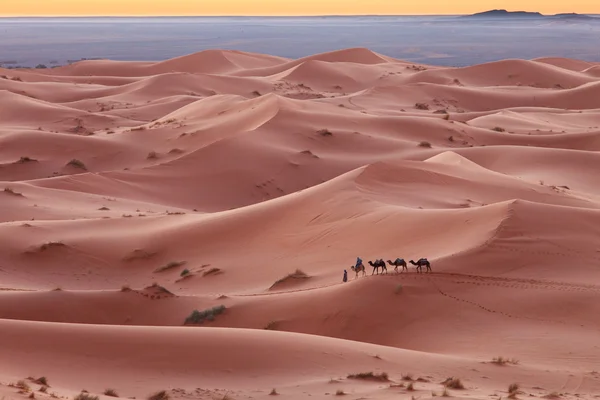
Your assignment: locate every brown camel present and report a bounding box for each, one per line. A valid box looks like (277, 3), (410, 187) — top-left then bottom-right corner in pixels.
(387, 258), (408, 273)
(368, 259), (387, 275)
(351, 263), (366, 279)
(409, 258), (432, 273)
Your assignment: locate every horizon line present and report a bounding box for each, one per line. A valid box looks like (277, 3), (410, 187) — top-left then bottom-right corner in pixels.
(0, 10), (597, 18)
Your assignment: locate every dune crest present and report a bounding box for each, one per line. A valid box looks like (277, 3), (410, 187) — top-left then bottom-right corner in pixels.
(1, 47), (600, 400)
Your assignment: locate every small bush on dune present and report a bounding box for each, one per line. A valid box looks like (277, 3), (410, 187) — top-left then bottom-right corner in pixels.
(418, 141), (432, 148)
(148, 390), (169, 400)
(492, 127), (506, 132)
(442, 377), (464, 390)
(415, 103), (429, 110)
(402, 373), (414, 381)
(347, 372), (389, 382)
(317, 129), (333, 136)
(103, 389), (119, 397)
(406, 382), (415, 391)
(269, 388), (278, 395)
(67, 159), (87, 170)
(180, 268), (190, 277)
(184, 305), (226, 325)
(33, 377), (48, 386)
(335, 389), (346, 396)
(74, 393), (99, 400)
(491, 356), (520, 365)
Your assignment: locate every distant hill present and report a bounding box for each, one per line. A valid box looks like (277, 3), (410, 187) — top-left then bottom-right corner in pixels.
(461, 9), (599, 20)
(463, 9), (544, 18)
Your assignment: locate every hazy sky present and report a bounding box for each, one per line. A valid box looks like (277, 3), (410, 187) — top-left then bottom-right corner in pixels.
(2, 0), (598, 16)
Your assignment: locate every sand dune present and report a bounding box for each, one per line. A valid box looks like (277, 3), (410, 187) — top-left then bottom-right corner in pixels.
(1, 47), (599, 400)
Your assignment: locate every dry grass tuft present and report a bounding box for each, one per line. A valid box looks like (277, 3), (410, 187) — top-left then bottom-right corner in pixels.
(418, 141), (432, 148)
(491, 356), (520, 365)
(335, 389), (346, 396)
(184, 305), (226, 325)
(347, 372), (389, 382)
(74, 393), (99, 400)
(103, 389), (119, 397)
(148, 390), (170, 400)
(317, 129), (333, 136)
(269, 388), (278, 396)
(442, 377), (464, 390)
(67, 159), (87, 170)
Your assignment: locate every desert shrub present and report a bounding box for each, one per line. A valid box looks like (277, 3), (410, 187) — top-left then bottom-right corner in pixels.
(407, 382), (415, 391)
(148, 390), (169, 400)
(154, 260), (186, 273)
(492, 356), (520, 365)
(415, 103), (429, 110)
(317, 129), (333, 136)
(184, 305), (226, 325)
(180, 268), (190, 277)
(33, 377), (48, 386)
(347, 372), (389, 381)
(16, 380), (31, 391)
(67, 159), (87, 170)
(74, 393), (99, 400)
(418, 141), (432, 148)
(441, 388), (450, 397)
(402, 373), (414, 381)
(103, 389), (119, 397)
(492, 127), (505, 132)
(269, 388), (278, 395)
(335, 389), (346, 396)
(442, 377), (464, 389)
(147, 151), (158, 159)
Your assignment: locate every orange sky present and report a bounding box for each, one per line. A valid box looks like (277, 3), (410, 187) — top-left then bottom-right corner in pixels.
(1, 0), (598, 16)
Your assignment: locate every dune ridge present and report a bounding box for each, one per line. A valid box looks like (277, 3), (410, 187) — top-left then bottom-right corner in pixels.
(1, 47), (600, 400)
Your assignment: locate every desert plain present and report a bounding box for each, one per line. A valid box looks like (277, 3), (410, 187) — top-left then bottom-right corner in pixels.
(1, 47), (600, 400)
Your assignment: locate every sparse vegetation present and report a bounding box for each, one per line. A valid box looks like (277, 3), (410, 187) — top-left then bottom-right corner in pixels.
(402, 373), (414, 381)
(317, 129), (333, 136)
(98, 207), (110, 211)
(147, 151), (158, 159)
(407, 382), (415, 391)
(16, 380), (31, 391)
(184, 305), (226, 325)
(269, 388), (278, 395)
(415, 102), (430, 110)
(491, 356), (520, 365)
(154, 260), (186, 273)
(17, 156), (38, 163)
(347, 372), (389, 382)
(442, 377), (465, 390)
(103, 389), (119, 397)
(544, 392), (561, 399)
(418, 141), (432, 148)
(180, 268), (190, 277)
(148, 390), (170, 400)
(67, 159), (87, 170)
(492, 127), (506, 132)
(39, 386), (48, 393)
(441, 388), (450, 397)
(33, 377), (48, 386)
(121, 285), (132, 292)
(335, 389), (346, 396)
(74, 393), (99, 400)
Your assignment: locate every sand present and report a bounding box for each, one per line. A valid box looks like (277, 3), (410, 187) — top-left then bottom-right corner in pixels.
(1, 48), (600, 400)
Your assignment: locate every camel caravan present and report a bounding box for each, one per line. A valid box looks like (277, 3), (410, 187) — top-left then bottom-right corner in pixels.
(350, 257), (431, 279)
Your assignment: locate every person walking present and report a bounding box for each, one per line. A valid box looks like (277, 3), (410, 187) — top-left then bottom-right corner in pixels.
(343, 269), (348, 283)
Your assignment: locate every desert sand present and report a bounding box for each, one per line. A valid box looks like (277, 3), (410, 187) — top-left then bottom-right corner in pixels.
(1, 47), (600, 400)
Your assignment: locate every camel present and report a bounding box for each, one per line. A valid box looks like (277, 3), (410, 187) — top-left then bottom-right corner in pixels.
(351, 263), (366, 279)
(368, 259), (387, 275)
(409, 258), (432, 273)
(387, 258), (408, 273)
